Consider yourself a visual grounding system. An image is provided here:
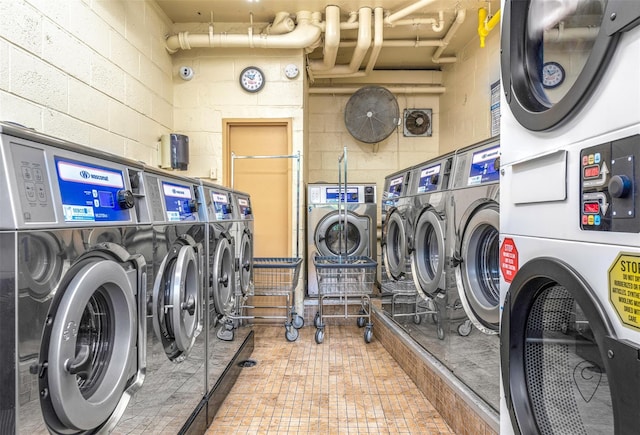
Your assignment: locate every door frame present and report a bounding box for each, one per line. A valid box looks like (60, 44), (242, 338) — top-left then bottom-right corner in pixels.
(222, 118), (294, 255)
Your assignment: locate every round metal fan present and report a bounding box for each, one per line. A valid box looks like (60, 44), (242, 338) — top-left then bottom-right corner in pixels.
(344, 86), (399, 144)
(403, 109), (432, 137)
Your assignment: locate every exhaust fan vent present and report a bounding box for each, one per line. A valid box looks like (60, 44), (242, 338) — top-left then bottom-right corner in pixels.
(403, 109), (432, 137)
(344, 86), (399, 144)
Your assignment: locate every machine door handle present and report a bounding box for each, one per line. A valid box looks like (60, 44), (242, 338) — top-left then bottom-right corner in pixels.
(181, 294), (196, 316)
(65, 344), (92, 380)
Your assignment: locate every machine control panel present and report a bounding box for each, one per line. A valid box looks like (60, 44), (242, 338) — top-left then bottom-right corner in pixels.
(211, 190), (233, 221)
(236, 196), (253, 220)
(11, 142), (56, 224)
(326, 187), (359, 203)
(308, 184), (376, 205)
(417, 164), (441, 193)
(468, 144), (500, 186)
(387, 175), (404, 198)
(161, 181), (198, 222)
(581, 135), (639, 232)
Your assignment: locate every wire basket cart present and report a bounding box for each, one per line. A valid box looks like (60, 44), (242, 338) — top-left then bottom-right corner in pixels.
(237, 257), (303, 341)
(380, 275), (436, 325)
(313, 255), (377, 344)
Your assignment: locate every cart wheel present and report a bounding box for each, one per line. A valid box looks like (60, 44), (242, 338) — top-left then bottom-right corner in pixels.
(315, 328), (324, 344)
(431, 313), (439, 325)
(458, 320), (472, 337)
(413, 314), (422, 325)
(437, 326), (445, 340)
(357, 316), (366, 328)
(286, 326), (299, 342)
(314, 312), (321, 328)
(364, 327), (373, 343)
(292, 315), (304, 329)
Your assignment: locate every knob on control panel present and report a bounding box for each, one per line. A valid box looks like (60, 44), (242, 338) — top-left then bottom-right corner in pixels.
(609, 175), (632, 198)
(117, 189), (135, 209)
(188, 199), (199, 213)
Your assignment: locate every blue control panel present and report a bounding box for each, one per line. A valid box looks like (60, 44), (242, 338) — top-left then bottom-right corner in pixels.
(468, 145), (500, 185)
(55, 157), (130, 222)
(417, 164), (441, 193)
(237, 196), (252, 219)
(326, 187), (359, 203)
(388, 175), (404, 197)
(211, 190), (233, 220)
(162, 181), (196, 221)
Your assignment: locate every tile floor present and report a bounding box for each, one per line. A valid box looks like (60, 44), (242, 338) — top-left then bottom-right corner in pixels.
(206, 325), (455, 434)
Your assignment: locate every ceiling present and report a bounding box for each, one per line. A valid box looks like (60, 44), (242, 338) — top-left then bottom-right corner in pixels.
(156, 0), (500, 73)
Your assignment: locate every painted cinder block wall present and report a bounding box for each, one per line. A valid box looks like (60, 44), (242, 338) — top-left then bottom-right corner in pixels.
(0, 0), (174, 164)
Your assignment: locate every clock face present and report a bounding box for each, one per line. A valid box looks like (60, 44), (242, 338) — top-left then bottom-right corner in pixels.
(239, 67), (265, 92)
(542, 61), (565, 89)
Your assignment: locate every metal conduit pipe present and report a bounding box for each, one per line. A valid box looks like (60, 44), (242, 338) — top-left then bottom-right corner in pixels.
(308, 86), (446, 94)
(165, 10), (321, 53)
(432, 9), (466, 63)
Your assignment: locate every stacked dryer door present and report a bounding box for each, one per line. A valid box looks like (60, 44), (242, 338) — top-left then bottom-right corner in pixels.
(500, 1), (640, 434)
(0, 122), (147, 434)
(137, 168), (208, 433)
(306, 183), (377, 296)
(448, 139), (501, 335)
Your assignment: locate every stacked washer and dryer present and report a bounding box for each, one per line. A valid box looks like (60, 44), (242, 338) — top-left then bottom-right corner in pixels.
(500, 1), (640, 434)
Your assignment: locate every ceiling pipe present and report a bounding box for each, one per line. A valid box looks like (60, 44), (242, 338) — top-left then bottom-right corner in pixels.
(365, 8), (384, 74)
(165, 10), (321, 53)
(308, 86), (446, 94)
(478, 8), (501, 48)
(384, 0), (439, 25)
(264, 11), (295, 35)
(388, 11), (445, 32)
(432, 9), (466, 63)
(307, 5), (340, 71)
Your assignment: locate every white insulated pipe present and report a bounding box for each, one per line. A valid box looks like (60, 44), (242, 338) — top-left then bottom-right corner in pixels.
(432, 9), (466, 63)
(264, 11), (295, 35)
(307, 5), (340, 71)
(385, 0), (439, 25)
(165, 11), (321, 53)
(544, 26), (599, 41)
(365, 8), (384, 74)
(390, 11), (445, 32)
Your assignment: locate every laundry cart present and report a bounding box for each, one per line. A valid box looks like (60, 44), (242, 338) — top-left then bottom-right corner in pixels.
(380, 278), (435, 325)
(313, 255), (377, 344)
(242, 257), (303, 341)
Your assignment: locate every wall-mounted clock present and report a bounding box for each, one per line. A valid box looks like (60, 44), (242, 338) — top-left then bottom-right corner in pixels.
(239, 66), (265, 93)
(542, 61), (565, 89)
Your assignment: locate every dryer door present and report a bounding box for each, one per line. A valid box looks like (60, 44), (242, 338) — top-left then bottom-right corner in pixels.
(410, 208), (446, 298)
(383, 208), (409, 280)
(238, 228), (253, 296)
(152, 237), (202, 361)
(456, 205), (500, 333)
(315, 211), (369, 257)
(39, 256), (138, 433)
(501, 0), (640, 131)
(500, 257), (640, 434)
(212, 234), (235, 316)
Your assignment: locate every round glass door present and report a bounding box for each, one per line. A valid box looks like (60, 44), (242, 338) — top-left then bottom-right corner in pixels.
(212, 236), (235, 316)
(457, 206), (500, 332)
(42, 258), (137, 432)
(152, 242), (200, 362)
(383, 209), (408, 280)
(316, 212), (367, 257)
(238, 230), (253, 296)
(411, 209), (445, 298)
(501, 0), (633, 131)
(502, 258), (614, 434)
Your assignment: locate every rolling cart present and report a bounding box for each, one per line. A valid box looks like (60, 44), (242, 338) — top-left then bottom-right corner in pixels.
(313, 255), (377, 344)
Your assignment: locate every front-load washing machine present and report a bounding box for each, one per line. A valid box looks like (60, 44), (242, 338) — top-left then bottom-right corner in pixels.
(448, 138), (501, 335)
(136, 167), (209, 432)
(0, 122), (147, 434)
(500, 1), (640, 434)
(230, 190), (254, 300)
(409, 152), (455, 338)
(306, 182), (377, 296)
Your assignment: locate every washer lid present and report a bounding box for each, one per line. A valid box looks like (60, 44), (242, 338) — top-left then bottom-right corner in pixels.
(501, 0), (640, 131)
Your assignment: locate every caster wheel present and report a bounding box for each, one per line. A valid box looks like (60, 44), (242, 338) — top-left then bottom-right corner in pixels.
(285, 326), (299, 342)
(364, 327), (373, 343)
(315, 328), (324, 344)
(413, 314), (422, 325)
(431, 313), (439, 325)
(458, 321), (472, 337)
(437, 327), (445, 340)
(357, 316), (366, 328)
(292, 314), (304, 329)
(314, 312), (321, 328)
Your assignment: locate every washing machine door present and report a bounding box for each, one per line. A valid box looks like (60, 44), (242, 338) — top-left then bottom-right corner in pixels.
(410, 208), (446, 298)
(455, 205), (500, 333)
(18, 232), (67, 300)
(212, 233), (235, 316)
(39, 249), (140, 433)
(501, 257), (640, 434)
(383, 208), (410, 280)
(501, 0), (640, 131)
(238, 228), (253, 296)
(152, 236), (202, 362)
(315, 211), (369, 257)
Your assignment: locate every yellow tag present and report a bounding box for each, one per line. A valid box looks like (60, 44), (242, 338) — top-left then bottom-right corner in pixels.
(609, 253), (640, 330)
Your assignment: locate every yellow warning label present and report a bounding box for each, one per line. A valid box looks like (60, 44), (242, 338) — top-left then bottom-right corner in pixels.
(609, 253), (640, 330)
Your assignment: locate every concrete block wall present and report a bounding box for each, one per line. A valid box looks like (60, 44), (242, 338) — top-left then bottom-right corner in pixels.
(0, 0), (173, 165)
